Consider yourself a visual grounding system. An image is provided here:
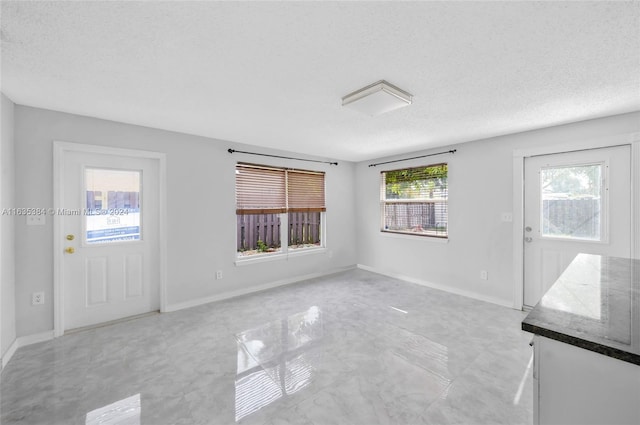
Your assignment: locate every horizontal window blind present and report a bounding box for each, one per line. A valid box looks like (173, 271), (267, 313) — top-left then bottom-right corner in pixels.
(287, 170), (326, 212)
(235, 163), (325, 214)
(236, 164), (286, 214)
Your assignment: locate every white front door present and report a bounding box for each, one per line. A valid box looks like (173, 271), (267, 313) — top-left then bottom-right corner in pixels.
(523, 145), (631, 307)
(61, 149), (160, 330)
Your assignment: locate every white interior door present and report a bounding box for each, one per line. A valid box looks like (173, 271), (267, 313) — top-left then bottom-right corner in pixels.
(62, 150), (160, 330)
(523, 145), (631, 307)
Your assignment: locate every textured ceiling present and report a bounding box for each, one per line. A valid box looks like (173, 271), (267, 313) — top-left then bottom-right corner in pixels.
(1, 1), (639, 162)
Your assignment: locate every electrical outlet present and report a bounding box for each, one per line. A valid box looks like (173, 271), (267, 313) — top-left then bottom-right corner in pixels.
(501, 212), (513, 222)
(480, 270), (488, 281)
(32, 292), (45, 305)
(216, 270), (223, 280)
(26, 215), (45, 226)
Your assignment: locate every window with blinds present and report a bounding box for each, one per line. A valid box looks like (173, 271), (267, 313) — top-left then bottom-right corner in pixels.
(287, 170), (326, 212)
(235, 163), (326, 257)
(380, 163), (448, 238)
(235, 164), (286, 214)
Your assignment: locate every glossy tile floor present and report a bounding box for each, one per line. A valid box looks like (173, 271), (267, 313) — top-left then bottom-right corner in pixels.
(1, 269), (533, 424)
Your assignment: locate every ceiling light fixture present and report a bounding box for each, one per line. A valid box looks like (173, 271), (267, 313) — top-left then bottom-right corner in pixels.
(342, 80), (413, 116)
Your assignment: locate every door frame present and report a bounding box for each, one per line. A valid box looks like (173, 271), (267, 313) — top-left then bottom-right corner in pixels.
(53, 141), (167, 337)
(512, 132), (640, 310)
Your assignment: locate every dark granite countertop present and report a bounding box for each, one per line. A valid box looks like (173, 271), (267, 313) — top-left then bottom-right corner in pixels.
(522, 253), (640, 366)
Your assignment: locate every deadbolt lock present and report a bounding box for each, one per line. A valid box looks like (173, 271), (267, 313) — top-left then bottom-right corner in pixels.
(66, 234), (75, 241)
(65, 247), (75, 254)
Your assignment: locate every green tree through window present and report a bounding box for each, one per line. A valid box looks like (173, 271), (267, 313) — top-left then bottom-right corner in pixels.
(381, 164), (448, 237)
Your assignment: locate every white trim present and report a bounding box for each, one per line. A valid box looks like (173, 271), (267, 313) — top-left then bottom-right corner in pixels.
(235, 247), (328, 266)
(1, 331), (55, 370)
(379, 231), (449, 243)
(53, 141), (167, 336)
(512, 132), (640, 158)
(512, 132), (640, 310)
(16, 330), (54, 346)
(158, 153), (168, 312)
(281, 212), (289, 256)
(53, 143), (63, 336)
(356, 264), (513, 309)
(512, 155), (525, 310)
(288, 247), (327, 258)
(1, 338), (18, 369)
(632, 141), (640, 259)
(53, 142), (165, 159)
(0, 103), (3, 372)
(165, 265), (355, 312)
(235, 252), (288, 266)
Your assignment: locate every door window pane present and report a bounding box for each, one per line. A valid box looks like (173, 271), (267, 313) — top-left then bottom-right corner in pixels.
(541, 164), (602, 240)
(85, 168), (141, 244)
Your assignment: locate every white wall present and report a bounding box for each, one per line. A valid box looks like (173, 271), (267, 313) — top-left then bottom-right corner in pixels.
(14, 105), (357, 337)
(11, 104), (639, 338)
(1, 93), (17, 359)
(355, 112), (640, 307)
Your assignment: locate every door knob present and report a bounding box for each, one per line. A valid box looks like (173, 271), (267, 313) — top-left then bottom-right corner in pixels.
(66, 234), (75, 241)
(525, 237), (533, 243)
(65, 247), (75, 254)
(525, 226), (532, 232)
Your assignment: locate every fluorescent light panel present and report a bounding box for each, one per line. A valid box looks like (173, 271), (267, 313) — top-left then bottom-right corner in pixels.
(342, 80), (413, 116)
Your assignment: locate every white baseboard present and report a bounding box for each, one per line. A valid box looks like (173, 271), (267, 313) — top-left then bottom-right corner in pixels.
(1, 330), (54, 370)
(1, 338), (18, 369)
(356, 264), (514, 309)
(164, 265), (356, 313)
(16, 330), (55, 346)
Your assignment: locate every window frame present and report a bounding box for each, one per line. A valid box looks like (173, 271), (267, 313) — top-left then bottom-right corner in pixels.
(380, 162), (449, 239)
(539, 160), (608, 243)
(83, 166), (144, 246)
(235, 163), (327, 264)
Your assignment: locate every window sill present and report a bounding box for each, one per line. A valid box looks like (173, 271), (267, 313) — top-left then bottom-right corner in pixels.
(235, 247), (327, 266)
(379, 231), (449, 243)
(288, 247), (326, 258)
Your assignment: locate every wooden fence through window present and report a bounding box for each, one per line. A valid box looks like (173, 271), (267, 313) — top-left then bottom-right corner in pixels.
(383, 202), (448, 232)
(237, 212), (321, 251)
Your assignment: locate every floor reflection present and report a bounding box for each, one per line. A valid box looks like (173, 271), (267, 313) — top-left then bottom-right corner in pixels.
(85, 393), (141, 425)
(234, 306), (322, 421)
(2, 269), (533, 424)
(387, 326), (453, 402)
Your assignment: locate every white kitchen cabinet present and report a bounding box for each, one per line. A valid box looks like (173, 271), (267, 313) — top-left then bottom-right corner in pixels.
(524, 255), (640, 425)
(532, 335), (640, 425)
